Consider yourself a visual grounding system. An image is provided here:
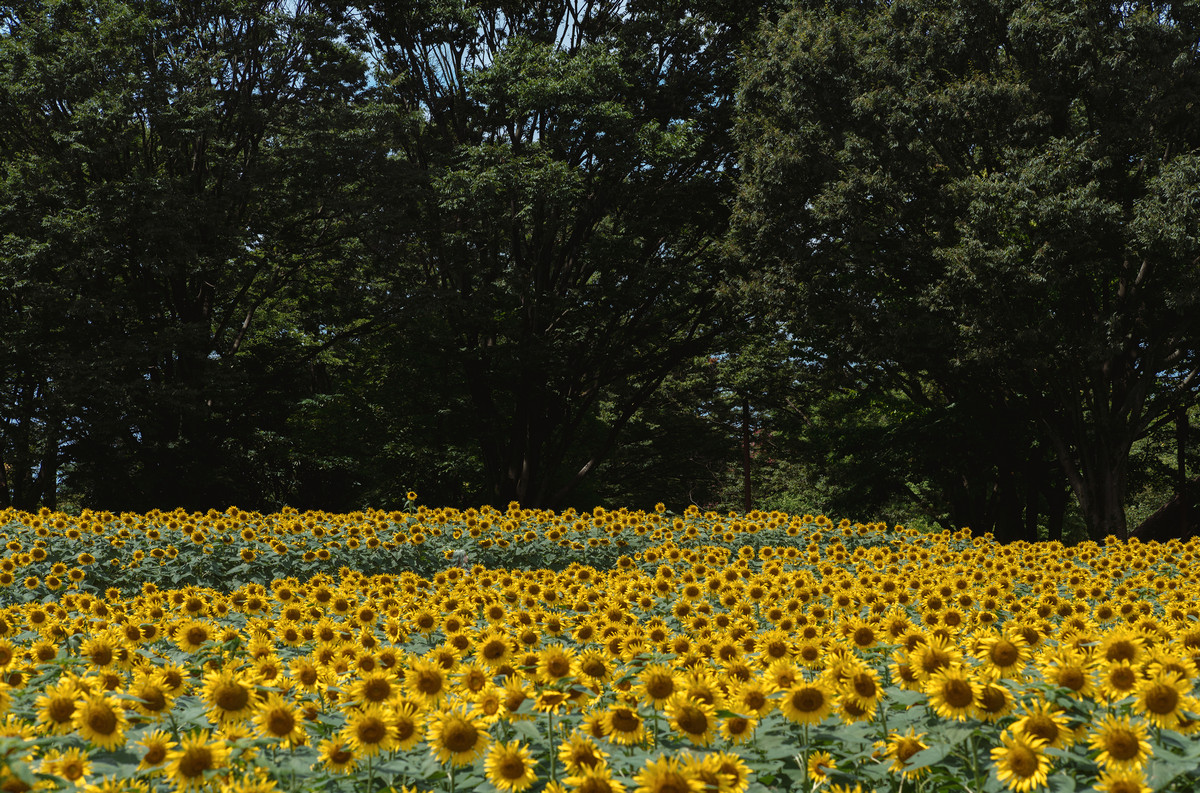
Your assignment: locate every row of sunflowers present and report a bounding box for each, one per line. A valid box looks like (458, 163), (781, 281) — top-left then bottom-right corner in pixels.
(0, 502), (1198, 793)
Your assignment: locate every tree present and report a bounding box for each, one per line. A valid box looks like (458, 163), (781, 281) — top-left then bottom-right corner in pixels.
(0, 0), (385, 510)
(357, 0), (770, 507)
(734, 0), (1200, 540)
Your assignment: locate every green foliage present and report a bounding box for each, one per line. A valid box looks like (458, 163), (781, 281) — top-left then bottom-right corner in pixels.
(734, 0), (1200, 542)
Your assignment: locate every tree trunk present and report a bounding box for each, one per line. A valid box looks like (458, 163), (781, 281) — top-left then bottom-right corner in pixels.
(1133, 476), (1200, 542)
(742, 395), (752, 513)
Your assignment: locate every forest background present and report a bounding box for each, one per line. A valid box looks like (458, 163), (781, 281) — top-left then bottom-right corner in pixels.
(2, 0), (1198, 545)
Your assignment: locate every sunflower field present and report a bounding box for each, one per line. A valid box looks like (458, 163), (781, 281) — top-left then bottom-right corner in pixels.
(0, 499), (1198, 793)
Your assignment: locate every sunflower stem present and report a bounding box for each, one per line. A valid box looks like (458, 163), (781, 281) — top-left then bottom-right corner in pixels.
(548, 709), (557, 784)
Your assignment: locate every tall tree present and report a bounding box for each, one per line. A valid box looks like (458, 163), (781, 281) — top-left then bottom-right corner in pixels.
(735, 0), (1200, 540)
(0, 0), (384, 510)
(358, 0), (769, 507)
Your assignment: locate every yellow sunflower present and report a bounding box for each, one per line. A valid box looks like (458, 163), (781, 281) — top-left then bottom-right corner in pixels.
(637, 664), (680, 709)
(564, 762), (627, 793)
(778, 677), (834, 725)
(338, 703), (396, 759)
(601, 702), (647, 746)
(631, 754), (704, 793)
(200, 667), (257, 726)
(1093, 768), (1152, 793)
(136, 728), (176, 772)
(990, 730), (1052, 792)
(73, 691), (129, 750)
(165, 730), (230, 791)
(127, 669), (175, 721)
(1097, 660), (1141, 704)
(405, 656), (450, 708)
(976, 632), (1030, 677)
(34, 678), (80, 736)
(1132, 670), (1194, 730)
(315, 737), (358, 774)
(1012, 698), (1075, 749)
(348, 671), (401, 707)
(485, 740), (538, 792)
(884, 727), (929, 779)
(666, 694), (717, 747)
(252, 692), (307, 748)
(558, 731), (610, 774)
(427, 705), (489, 767)
(1088, 713), (1153, 772)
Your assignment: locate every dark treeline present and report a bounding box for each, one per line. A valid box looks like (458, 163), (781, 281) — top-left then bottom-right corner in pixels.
(2, 0), (1198, 544)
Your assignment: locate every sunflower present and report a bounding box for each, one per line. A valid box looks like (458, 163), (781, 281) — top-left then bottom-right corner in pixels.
(476, 629), (516, 669)
(252, 692), (307, 748)
(348, 671), (400, 707)
(201, 668), (257, 726)
(73, 691), (129, 750)
(565, 762), (627, 793)
(807, 751), (836, 784)
(778, 677), (834, 725)
(165, 730), (230, 791)
(574, 649), (615, 689)
(485, 740), (538, 792)
(501, 678), (535, 722)
(884, 727), (929, 779)
(907, 635), (962, 681)
(840, 665), (883, 713)
(1088, 713), (1153, 772)
(80, 633), (119, 669)
(1012, 699), (1074, 749)
(39, 746), (92, 783)
(726, 678), (775, 718)
(315, 737), (358, 774)
(1096, 660), (1141, 704)
(601, 702), (647, 746)
(632, 664), (677, 711)
(631, 754), (704, 793)
(1038, 647), (1096, 699)
(406, 656), (450, 708)
(666, 694), (717, 747)
(923, 664), (978, 722)
(390, 698), (425, 750)
(136, 728), (176, 771)
(976, 632), (1029, 677)
(1093, 768), (1152, 793)
(174, 619), (215, 653)
(127, 669), (175, 720)
(558, 732), (610, 774)
(427, 705), (489, 767)
(719, 713), (757, 745)
(34, 678), (80, 735)
(1132, 670), (1194, 730)
(288, 656), (328, 693)
(338, 702), (396, 759)
(537, 645), (576, 685)
(708, 751), (752, 793)
(990, 730), (1052, 792)
(1097, 627), (1148, 665)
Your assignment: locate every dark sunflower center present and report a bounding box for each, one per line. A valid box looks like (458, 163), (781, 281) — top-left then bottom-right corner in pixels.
(178, 747), (214, 778)
(1144, 683), (1179, 714)
(791, 687), (825, 712)
(675, 704), (708, 735)
(442, 719), (479, 752)
(357, 717), (388, 744)
(267, 709), (296, 736)
(610, 708), (640, 733)
(87, 704), (118, 734)
(1007, 745), (1039, 777)
(214, 683), (249, 712)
